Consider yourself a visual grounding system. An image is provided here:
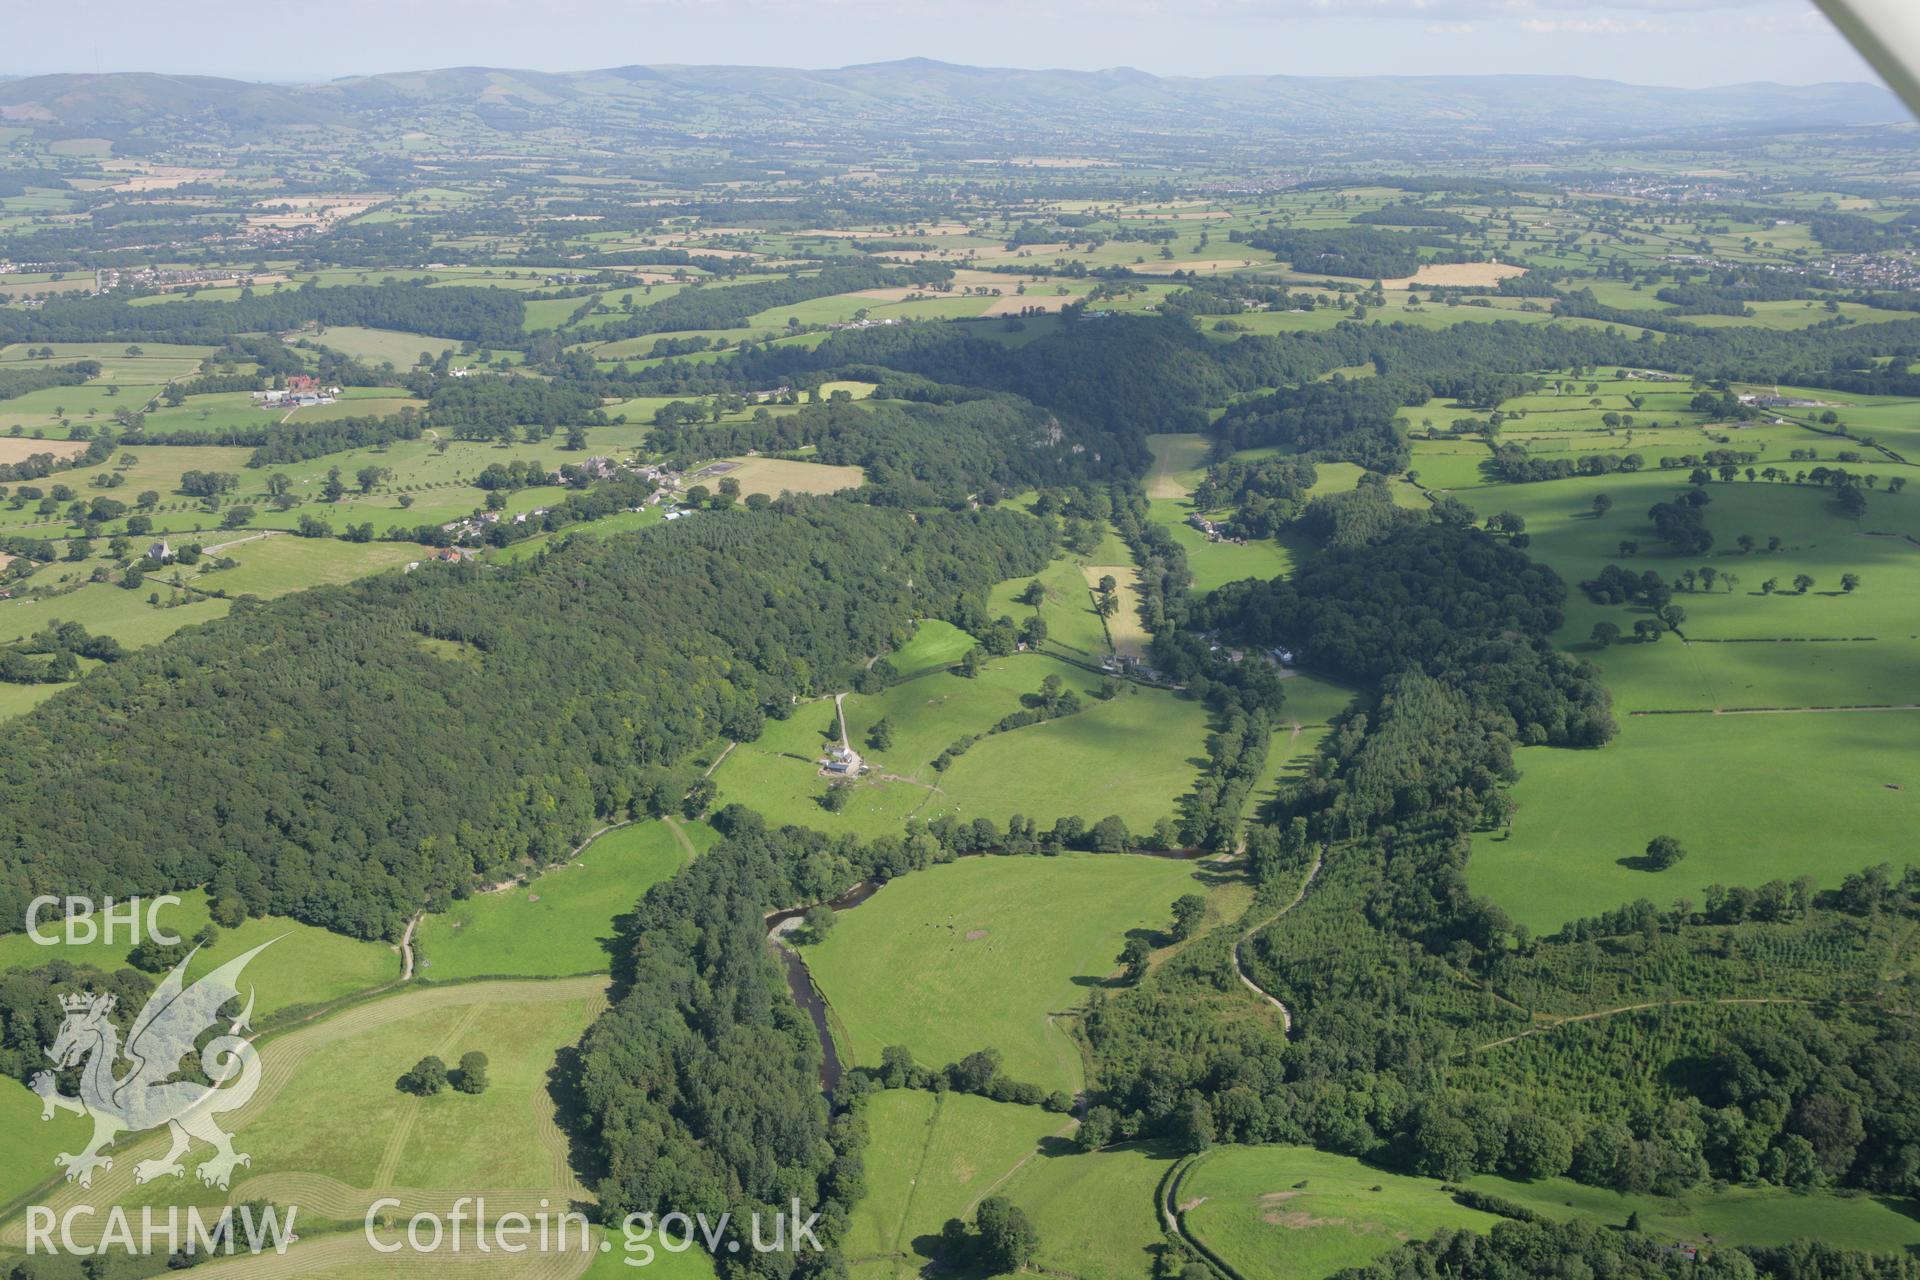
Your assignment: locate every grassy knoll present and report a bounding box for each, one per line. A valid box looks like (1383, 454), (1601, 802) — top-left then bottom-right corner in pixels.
(0, 888), (399, 1017)
(847, 1090), (1067, 1276)
(1179, 1146), (1506, 1280)
(1470, 710), (1920, 932)
(803, 854), (1205, 1095)
(886, 618), (977, 675)
(711, 700), (938, 839)
(414, 819), (712, 980)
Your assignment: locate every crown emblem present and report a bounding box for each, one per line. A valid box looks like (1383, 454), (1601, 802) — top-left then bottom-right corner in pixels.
(60, 992), (104, 1013)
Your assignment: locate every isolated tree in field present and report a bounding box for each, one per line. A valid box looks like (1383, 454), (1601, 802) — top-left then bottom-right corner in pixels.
(820, 783), (851, 813)
(972, 1196), (1039, 1275)
(1096, 594), (1119, 619)
(401, 1055), (447, 1096)
(1793, 574), (1815, 594)
(866, 716), (894, 751)
(1019, 579), (1046, 606)
(1841, 573), (1861, 593)
(1633, 619), (1663, 643)
(1699, 566), (1717, 592)
(1591, 621), (1621, 648)
(1644, 835), (1687, 871)
(454, 1051), (490, 1094)
(1618, 540), (1638, 557)
(1660, 605), (1685, 631)
(1761, 578), (1778, 595)
(1097, 574), (1117, 595)
(1119, 936), (1151, 983)
(1169, 893), (1207, 942)
(1591, 494), (1613, 517)
(1737, 534), (1756, 554)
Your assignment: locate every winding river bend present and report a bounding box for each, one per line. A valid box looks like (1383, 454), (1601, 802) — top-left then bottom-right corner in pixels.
(765, 880), (884, 1093)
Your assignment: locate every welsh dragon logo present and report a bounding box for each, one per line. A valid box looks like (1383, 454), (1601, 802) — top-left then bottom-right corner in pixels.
(33, 940), (274, 1190)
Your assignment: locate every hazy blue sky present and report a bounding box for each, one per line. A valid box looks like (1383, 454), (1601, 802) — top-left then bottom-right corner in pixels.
(2, 0), (1880, 88)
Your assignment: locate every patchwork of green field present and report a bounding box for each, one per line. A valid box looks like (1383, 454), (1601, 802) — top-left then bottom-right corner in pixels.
(1179, 1144), (1920, 1280)
(1001, 1140), (1175, 1280)
(0, 978), (610, 1261)
(802, 853), (1206, 1094)
(1493, 470), (1917, 672)
(0, 888), (398, 1017)
(1471, 709), (1920, 931)
(847, 1090), (1068, 1278)
(415, 818), (710, 980)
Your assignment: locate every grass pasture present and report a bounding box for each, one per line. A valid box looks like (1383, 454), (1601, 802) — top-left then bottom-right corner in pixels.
(1003, 1141), (1176, 1280)
(1178, 1144), (1920, 1280)
(1179, 1146), (1503, 1280)
(0, 889), (399, 1019)
(0, 978), (610, 1260)
(1470, 709), (1920, 932)
(414, 818), (710, 980)
(803, 853), (1206, 1094)
(846, 1090), (1067, 1277)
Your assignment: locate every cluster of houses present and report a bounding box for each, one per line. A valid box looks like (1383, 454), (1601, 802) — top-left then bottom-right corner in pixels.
(253, 376), (340, 409)
(403, 547), (478, 573)
(1186, 513), (1249, 546)
(1737, 392), (1820, 409)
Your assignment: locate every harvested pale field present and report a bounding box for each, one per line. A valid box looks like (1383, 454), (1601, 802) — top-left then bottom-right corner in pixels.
(1382, 262), (1527, 289)
(0, 438), (89, 464)
(1084, 565), (1149, 661)
(102, 163), (225, 191)
(1131, 258), (1262, 275)
(691, 455), (865, 498)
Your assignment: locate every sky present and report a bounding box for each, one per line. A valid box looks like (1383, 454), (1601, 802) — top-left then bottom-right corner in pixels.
(0, 0), (1882, 89)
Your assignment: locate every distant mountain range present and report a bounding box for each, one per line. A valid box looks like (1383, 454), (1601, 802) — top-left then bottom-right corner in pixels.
(0, 61), (1906, 151)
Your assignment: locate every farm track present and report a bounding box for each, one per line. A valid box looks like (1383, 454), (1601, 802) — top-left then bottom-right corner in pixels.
(1230, 849), (1324, 1035)
(1470, 995), (1816, 1052)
